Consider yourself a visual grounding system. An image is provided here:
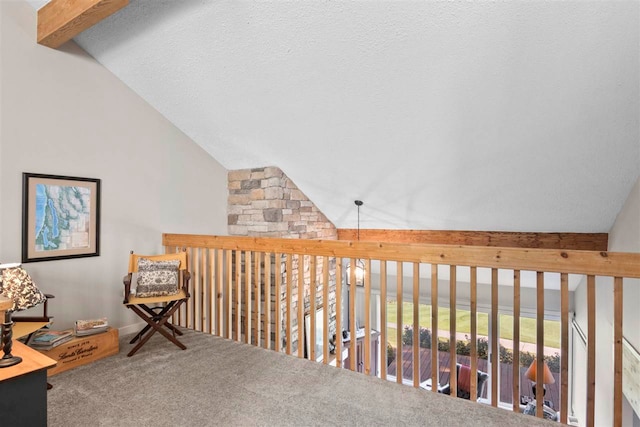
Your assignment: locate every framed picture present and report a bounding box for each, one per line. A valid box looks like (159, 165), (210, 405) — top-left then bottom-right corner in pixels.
(22, 173), (101, 263)
(305, 308), (324, 362)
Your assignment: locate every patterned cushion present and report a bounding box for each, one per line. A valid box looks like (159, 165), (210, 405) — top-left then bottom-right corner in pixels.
(0, 263), (47, 312)
(136, 258), (180, 298)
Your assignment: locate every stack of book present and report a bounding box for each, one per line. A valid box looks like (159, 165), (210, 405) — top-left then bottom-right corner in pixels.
(75, 317), (109, 336)
(29, 329), (74, 351)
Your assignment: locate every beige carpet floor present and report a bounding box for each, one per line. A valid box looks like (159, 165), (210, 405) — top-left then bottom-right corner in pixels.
(47, 328), (553, 426)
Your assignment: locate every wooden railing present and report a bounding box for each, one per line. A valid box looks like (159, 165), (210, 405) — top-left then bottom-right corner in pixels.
(163, 233), (640, 427)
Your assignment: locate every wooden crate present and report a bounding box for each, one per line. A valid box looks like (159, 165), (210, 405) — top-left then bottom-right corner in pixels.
(37, 327), (119, 376)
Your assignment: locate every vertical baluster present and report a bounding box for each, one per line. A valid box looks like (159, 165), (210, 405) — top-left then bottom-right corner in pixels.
(310, 256), (317, 361)
(226, 249), (232, 339)
(364, 259), (371, 376)
(298, 255), (305, 358)
(380, 261), (387, 380)
(184, 248), (198, 329)
(491, 268), (499, 407)
(335, 259), (343, 368)
(254, 252), (261, 347)
(431, 264), (438, 393)
(165, 246), (177, 325)
(264, 253), (271, 350)
(613, 277), (623, 427)
(286, 254), (293, 355)
(450, 265), (457, 398)
(235, 251), (241, 341)
(586, 274), (596, 427)
(216, 249), (223, 336)
(413, 262), (420, 388)
(322, 256), (329, 364)
(209, 249), (214, 335)
(201, 248), (206, 332)
(512, 270), (520, 411)
(275, 253), (282, 353)
(560, 273), (569, 423)
(471, 266), (478, 402)
(349, 258), (357, 371)
(396, 262), (403, 384)
(191, 247), (197, 330)
(245, 251), (252, 345)
(536, 272), (544, 418)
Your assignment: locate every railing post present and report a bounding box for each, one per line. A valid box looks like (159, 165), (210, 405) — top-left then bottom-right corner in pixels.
(613, 277), (623, 427)
(587, 275), (596, 427)
(412, 262), (420, 387)
(560, 273), (569, 423)
(471, 266), (478, 402)
(396, 262), (403, 384)
(512, 270), (520, 411)
(274, 253), (282, 352)
(491, 268), (498, 407)
(322, 256), (329, 364)
(364, 259), (372, 376)
(536, 271), (544, 418)
(380, 261), (387, 379)
(449, 265), (457, 397)
(298, 255), (305, 358)
(349, 258), (357, 370)
(431, 264), (438, 393)
(335, 259), (343, 368)
(310, 256), (317, 361)
(286, 254), (292, 355)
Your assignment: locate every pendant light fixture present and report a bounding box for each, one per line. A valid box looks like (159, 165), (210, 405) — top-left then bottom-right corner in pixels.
(346, 200), (365, 286)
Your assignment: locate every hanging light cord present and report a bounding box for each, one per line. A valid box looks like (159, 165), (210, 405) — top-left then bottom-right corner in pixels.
(355, 200), (363, 241)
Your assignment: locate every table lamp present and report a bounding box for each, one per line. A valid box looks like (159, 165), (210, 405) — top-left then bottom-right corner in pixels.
(0, 263), (47, 368)
(524, 357), (555, 399)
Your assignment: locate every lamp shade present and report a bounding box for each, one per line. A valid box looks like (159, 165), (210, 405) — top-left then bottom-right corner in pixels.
(525, 358), (556, 385)
(0, 263), (46, 312)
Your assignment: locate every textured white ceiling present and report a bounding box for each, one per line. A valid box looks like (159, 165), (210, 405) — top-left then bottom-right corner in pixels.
(31, 0), (639, 232)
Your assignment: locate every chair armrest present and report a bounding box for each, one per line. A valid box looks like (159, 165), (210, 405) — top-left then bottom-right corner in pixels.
(182, 271), (191, 298)
(123, 273), (132, 304)
(12, 294), (55, 322)
(439, 384), (451, 395)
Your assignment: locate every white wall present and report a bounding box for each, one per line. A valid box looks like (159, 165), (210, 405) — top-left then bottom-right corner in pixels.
(574, 176), (640, 426)
(0, 1), (228, 331)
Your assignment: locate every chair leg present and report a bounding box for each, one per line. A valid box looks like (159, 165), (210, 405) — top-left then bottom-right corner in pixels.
(126, 301), (186, 357)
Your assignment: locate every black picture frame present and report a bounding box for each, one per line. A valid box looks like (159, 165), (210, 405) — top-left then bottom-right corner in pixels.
(22, 173), (101, 263)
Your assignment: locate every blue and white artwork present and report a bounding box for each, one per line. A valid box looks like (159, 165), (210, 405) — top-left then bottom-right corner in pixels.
(34, 183), (92, 252)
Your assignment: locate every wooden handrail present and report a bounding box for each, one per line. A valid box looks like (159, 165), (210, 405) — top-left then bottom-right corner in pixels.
(163, 233), (640, 426)
(163, 234), (640, 277)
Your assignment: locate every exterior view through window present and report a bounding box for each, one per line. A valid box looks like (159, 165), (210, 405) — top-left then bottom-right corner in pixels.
(385, 301), (560, 408)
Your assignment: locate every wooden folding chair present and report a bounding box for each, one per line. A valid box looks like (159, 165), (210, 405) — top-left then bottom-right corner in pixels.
(123, 251), (190, 357)
(12, 294), (55, 343)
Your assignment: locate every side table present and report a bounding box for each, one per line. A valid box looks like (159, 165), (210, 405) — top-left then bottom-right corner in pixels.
(0, 340), (56, 426)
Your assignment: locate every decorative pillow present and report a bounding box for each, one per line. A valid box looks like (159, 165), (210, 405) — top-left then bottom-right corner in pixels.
(0, 263), (47, 312)
(136, 258), (180, 298)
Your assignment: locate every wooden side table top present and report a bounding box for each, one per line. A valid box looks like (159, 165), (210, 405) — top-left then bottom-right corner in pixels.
(0, 340), (57, 382)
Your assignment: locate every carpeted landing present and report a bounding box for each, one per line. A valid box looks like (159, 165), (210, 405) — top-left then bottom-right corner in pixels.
(47, 328), (553, 426)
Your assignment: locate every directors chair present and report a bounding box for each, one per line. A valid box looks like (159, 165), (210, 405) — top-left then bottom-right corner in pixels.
(123, 251), (190, 357)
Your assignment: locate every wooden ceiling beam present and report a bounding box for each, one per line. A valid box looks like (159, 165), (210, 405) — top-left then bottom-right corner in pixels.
(37, 0), (129, 49)
(336, 229), (608, 251)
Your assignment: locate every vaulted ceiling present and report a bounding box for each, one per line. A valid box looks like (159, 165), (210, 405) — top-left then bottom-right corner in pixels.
(30, 0), (639, 232)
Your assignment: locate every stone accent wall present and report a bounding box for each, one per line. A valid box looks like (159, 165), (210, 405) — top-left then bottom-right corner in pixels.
(228, 166), (337, 354)
(228, 166), (337, 239)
